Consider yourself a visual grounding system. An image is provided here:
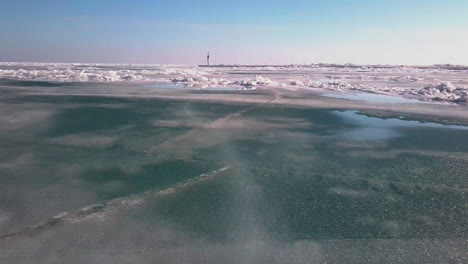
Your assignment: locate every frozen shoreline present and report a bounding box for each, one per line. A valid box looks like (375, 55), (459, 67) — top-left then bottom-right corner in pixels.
(1, 62), (468, 104)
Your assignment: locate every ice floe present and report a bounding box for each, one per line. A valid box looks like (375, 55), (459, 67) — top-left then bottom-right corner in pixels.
(404, 82), (468, 102)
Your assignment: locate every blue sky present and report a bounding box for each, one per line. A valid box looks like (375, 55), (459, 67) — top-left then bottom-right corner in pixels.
(1, 0), (467, 65)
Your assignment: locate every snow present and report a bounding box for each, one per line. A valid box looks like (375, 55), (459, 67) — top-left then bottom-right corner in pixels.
(232, 75), (275, 88)
(1, 62), (468, 103)
(404, 81), (467, 102)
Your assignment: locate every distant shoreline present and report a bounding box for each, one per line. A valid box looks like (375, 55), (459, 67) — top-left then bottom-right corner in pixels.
(198, 64), (468, 70)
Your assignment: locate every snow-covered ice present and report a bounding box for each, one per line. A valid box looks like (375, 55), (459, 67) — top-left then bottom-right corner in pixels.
(1, 62), (468, 103)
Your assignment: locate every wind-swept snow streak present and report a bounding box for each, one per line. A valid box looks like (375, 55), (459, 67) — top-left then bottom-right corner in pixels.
(144, 90), (280, 153)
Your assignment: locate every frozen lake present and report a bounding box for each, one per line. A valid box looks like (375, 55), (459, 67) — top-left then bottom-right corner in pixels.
(0, 72), (467, 263)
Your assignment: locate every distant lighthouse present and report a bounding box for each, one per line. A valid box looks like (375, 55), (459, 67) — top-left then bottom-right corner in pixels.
(207, 52), (210, 66)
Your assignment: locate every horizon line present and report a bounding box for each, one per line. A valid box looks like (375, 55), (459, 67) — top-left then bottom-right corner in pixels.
(1, 61), (468, 68)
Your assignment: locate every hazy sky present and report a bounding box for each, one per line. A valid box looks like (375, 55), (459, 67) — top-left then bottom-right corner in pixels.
(1, 0), (467, 65)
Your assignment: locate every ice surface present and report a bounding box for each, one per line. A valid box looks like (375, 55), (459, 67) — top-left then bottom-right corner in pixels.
(0, 79), (467, 263)
(1, 62), (468, 103)
(323, 92), (429, 104)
